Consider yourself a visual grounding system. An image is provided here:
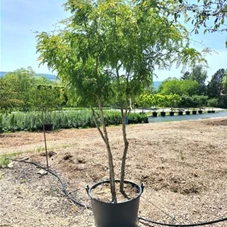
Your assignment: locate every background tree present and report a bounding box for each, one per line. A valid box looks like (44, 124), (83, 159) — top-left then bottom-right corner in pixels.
(0, 73), (24, 112)
(36, 0), (206, 201)
(181, 65), (207, 95)
(159, 78), (199, 96)
(221, 69), (227, 93)
(207, 68), (226, 99)
(181, 71), (190, 80)
(30, 85), (64, 111)
(1, 68), (36, 111)
(158, 78), (182, 95)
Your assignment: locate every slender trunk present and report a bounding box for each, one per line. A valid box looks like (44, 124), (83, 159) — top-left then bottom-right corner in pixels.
(42, 110), (49, 168)
(120, 107), (129, 193)
(43, 124), (49, 168)
(91, 101), (116, 202)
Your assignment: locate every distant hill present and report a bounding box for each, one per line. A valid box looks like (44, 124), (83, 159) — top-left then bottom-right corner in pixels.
(0, 72), (8, 77)
(35, 73), (57, 81)
(0, 71), (162, 88)
(0, 71), (57, 81)
(153, 81), (162, 90)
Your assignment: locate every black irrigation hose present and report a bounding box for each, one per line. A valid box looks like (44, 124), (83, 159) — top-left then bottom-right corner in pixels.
(13, 159), (90, 209)
(13, 159), (227, 226)
(138, 216), (227, 226)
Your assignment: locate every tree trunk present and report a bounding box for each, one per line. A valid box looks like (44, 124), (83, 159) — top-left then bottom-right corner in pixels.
(120, 107), (129, 193)
(91, 101), (116, 202)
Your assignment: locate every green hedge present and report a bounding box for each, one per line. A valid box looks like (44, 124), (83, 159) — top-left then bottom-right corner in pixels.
(0, 110), (148, 132)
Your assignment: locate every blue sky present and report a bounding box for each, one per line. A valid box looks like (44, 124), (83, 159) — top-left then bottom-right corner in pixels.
(1, 0), (226, 81)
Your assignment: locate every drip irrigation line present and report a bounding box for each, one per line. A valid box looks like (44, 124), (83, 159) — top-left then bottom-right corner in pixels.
(141, 196), (175, 221)
(138, 216), (227, 226)
(12, 159), (227, 226)
(13, 159), (90, 209)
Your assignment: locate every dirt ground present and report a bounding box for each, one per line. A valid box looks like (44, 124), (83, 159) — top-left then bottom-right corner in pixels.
(0, 117), (227, 227)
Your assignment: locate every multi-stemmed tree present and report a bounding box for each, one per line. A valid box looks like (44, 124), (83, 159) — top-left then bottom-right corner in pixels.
(36, 0), (206, 202)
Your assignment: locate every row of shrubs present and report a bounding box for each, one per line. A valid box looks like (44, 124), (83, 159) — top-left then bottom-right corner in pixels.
(0, 110), (148, 132)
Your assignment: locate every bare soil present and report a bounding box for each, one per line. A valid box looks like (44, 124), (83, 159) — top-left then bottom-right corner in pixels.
(0, 117), (227, 227)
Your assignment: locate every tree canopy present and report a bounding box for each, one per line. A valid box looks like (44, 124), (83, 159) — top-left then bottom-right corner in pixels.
(178, 1), (227, 32)
(177, 0), (227, 47)
(37, 0), (206, 106)
(158, 78), (199, 96)
(181, 65), (207, 95)
(207, 68), (226, 98)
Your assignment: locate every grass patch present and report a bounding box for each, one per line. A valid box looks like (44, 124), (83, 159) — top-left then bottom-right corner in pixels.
(0, 155), (12, 168)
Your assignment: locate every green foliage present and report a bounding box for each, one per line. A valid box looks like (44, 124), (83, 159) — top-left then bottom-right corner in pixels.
(181, 65), (208, 95)
(221, 70), (227, 94)
(178, 95), (196, 108)
(207, 68), (226, 107)
(135, 93), (181, 109)
(0, 67), (67, 113)
(30, 84), (66, 124)
(135, 93), (157, 108)
(1, 110), (147, 132)
(0, 68), (36, 112)
(166, 94), (182, 108)
(178, 0), (227, 34)
(128, 113), (148, 124)
(207, 98), (219, 108)
(0, 155), (11, 168)
(178, 95), (208, 108)
(192, 95), (208, 108)
(36, 0), (206, 111)
(159, 78), (199, 96)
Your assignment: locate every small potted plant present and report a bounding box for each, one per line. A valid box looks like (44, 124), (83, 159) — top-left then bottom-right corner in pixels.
(178, 109), (184, 115)
(192, 109), (197, 115)
(156, 94), (167, 117)
(168, 94), (181, 116)
(36, 0), (205, 226)
(198, 108), (203, 114)
(185, 109), (191, 115)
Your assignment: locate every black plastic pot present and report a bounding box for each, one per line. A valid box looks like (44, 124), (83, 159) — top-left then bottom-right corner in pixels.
(152, 112), (158, 117)
(178, 111), (183, 116)
(207, 110), (212, 113)
(43, 124), (53, 131)
(160, 111), (166, 117)
(192, 110), (197, 115)
(211, 110), (215, 113)
(169, 111), (174, 116)
(185, 110), (190, 115)
(87, 180), (144, 227)
(198, 110), (203, 114)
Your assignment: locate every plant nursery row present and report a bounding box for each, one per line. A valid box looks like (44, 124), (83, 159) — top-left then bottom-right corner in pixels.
(0, 110), (148, 132)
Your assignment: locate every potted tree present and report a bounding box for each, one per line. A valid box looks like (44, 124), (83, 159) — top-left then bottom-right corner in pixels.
(185, 109), (191, 115)
(168, 94), (182, 116)
(156, 94), (167, 117)
(30, 83), (65, 168)
(36, 0), (206, 226)
(150, 95), (158, 117)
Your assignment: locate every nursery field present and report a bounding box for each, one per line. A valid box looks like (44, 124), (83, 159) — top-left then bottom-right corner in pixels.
(0, 117), (227, 226)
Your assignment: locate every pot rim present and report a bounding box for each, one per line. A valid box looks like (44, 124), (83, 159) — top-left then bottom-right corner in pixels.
(86, 180), (144, 204)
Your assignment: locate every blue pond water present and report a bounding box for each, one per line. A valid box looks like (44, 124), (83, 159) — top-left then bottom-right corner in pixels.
(148, 110), (227, 123)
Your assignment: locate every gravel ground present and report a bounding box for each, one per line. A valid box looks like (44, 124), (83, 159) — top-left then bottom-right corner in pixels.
(0, 117), (227, 227)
